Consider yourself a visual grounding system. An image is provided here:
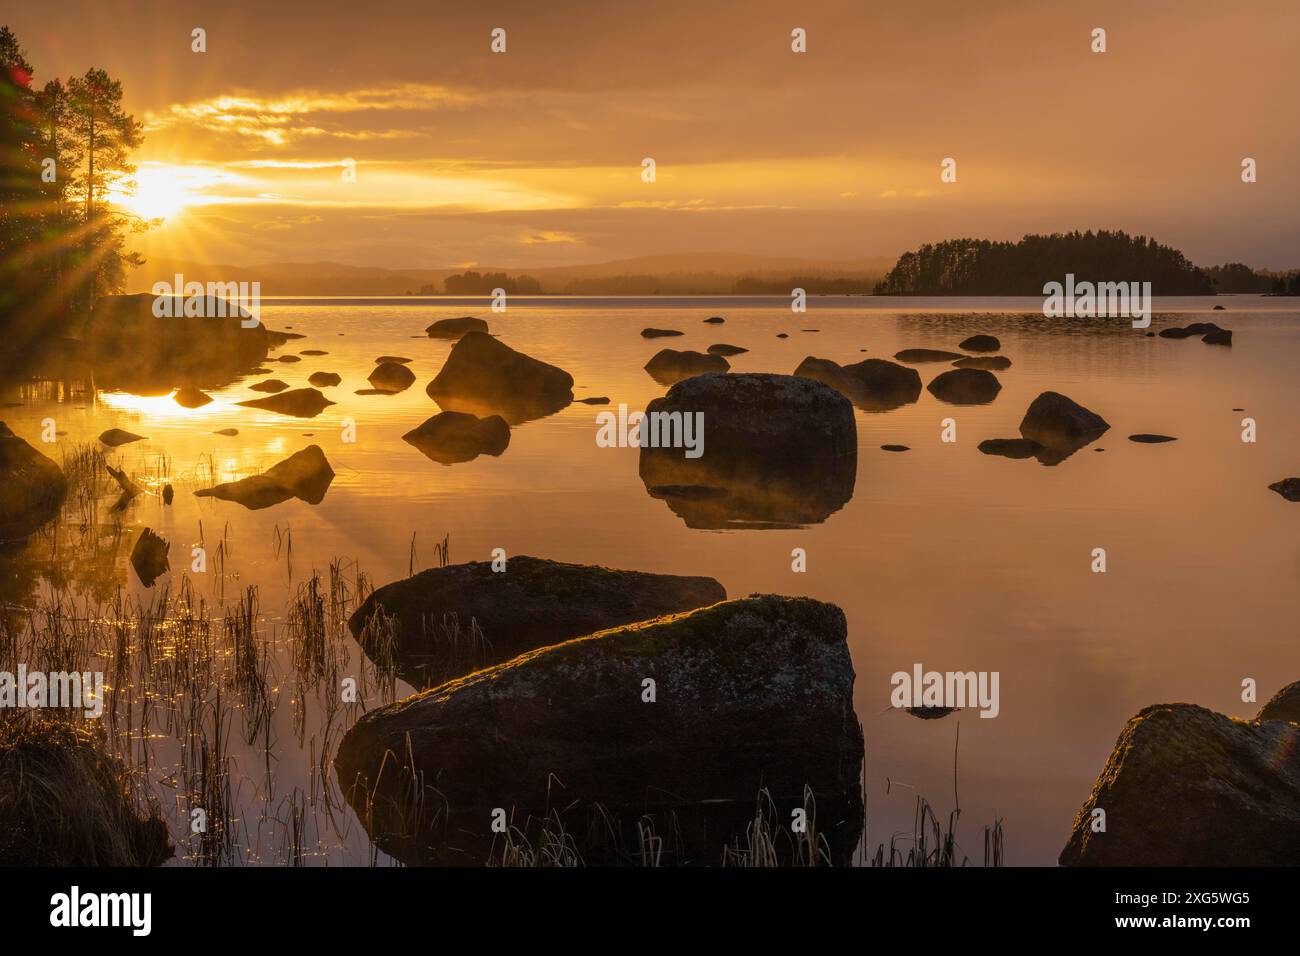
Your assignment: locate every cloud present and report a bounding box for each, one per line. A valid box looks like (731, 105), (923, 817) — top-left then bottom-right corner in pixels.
(521, 231), (579, 245)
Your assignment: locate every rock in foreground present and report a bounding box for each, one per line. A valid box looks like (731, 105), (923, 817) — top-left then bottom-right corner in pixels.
(402, 411), (510, 465)
(0, 423), (68, 541)
(336, 595), (863, 866)
(194, 445), (334, 510)
(640, 373), (856, 528)
(348, 555), (726, 688)
(1059, 699), (1300, 865)
(427, 332), (573, 424)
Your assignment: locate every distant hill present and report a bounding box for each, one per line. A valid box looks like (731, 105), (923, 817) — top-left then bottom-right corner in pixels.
(125, 252), (893, 296)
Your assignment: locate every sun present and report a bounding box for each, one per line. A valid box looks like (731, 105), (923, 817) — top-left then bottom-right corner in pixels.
(109, 163), (238, 222)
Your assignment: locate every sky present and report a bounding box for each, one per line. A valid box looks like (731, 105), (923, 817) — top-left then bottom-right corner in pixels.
(6, 0), (1299, 271)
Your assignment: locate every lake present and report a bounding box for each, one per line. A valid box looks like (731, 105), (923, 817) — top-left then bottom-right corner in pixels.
(3, 294), (1296, 865)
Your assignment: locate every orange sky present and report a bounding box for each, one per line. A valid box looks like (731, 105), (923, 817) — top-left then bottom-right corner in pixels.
(8, 0), (1299, 270)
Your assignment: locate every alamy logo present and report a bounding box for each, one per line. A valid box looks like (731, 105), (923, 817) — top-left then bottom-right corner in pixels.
(0, 666), (104, 719)
(50, 886), (151, 936)
(890, 664), (1000, 718)
(151, 273), (260, 328)
(1043, 273), (1151, 329)
(595, 404), (704, 459)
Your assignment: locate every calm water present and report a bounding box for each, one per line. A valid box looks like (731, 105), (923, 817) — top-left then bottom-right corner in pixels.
(4, 295), (1298, 865)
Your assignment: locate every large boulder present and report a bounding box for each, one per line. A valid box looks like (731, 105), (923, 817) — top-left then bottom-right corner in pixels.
(0, 424), (68, 541)
(348, 555), (725, 688)
(426, 316), (488, 339)
(926, 368), (1002, 405)
(644, 349), (730, 385)
(335, 595), (864, 866)
(1059, 701), (1300, 866)
(639, 373), (857, 529)
(402, 411), (510, 465)
(794, 356), (921, 411)
(427, 332), (573, 424)
(1017, 391), (1109, 464)
(194, 445), (334, 510)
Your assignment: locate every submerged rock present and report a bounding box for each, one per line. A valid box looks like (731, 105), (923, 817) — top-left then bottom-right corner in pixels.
(130, 527), (170, 587)
(402, 411), (510, 465)
(894, 348), (964, 363)
(236, 388), (335, 418)
(1059, 701), (1300, 866)
(881, 444), (910, 452)
(375, 355), (413, 365)
(0, 423), (68, 541)
(213, 428), (239, 436)
(1202, 328), (1233, 346)
(958, 334), (1000, 352)
(641, 328), (684, 338)
(644, 349), (730, 385)
(1268, 478), (1300, 502)
(576, 396), (610, 404)
(426, 316), (488, 339)
(98, 428), (145, 447)
(952, 355), (1012, 371)
(640, 373), (856, 529)
(978, 437), (1044, 460)
(368, 361), (416, 393)
(926, 368), (1002, 405)
(194, 445), (334, 510)
(248, 379), (289, 393)
(1158, 322), (1223, 340)
(794, 356), (921, 411)
(277, 354), (302, 364)
(706, 343), (748, 356)
(427, 332), (573, 424)
(336, 595), (863, 866)
(308, 371), (342, 388)
(173, 386), (212, 408)
(348, 555), (726, 688)
(1128, 434), (1177, 443)
(1018, 391), (1109, 464)
(703, 316), (725, 324)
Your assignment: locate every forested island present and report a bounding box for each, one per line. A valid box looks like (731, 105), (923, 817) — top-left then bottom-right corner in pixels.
(874, 230), (1299, 296)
